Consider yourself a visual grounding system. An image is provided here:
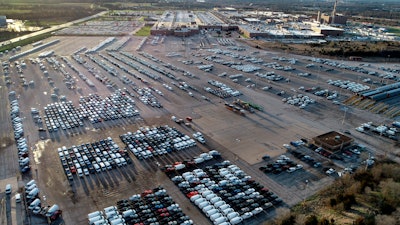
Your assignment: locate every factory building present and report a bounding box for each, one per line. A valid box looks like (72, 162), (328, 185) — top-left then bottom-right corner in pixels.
(320, 13), (347, 25)
(310, 24), (344, 36)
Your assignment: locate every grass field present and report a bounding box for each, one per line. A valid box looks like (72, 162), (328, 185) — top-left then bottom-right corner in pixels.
(0, 32), (53, 52)
(387, 27), (400, 36)
(0, 2), (102, 26)
(135, 25), (152, 36)
(0, 31), (31, 43)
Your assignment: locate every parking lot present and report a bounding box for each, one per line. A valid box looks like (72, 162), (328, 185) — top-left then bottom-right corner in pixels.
(0, 24), (399, 225)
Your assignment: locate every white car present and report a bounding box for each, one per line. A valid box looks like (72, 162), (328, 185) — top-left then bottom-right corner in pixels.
(241, 212), (253, 219)
(295, 164), (303, 170)
(326, 168), (336, 175)
(15, 193), (21, 203)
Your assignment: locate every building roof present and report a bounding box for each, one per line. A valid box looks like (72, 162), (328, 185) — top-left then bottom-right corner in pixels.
(244, 18), (261, 23)
(313, 131), (353, 151)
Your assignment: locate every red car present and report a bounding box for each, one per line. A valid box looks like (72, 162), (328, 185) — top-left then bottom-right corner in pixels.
(70, 166), (76, 174)
(157, 208), (168, 213)
(186, 191), (198, 198)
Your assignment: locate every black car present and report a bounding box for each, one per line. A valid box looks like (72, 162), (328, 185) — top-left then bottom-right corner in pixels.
(87, 164), (95, 173)
(262, 155), (271, 160)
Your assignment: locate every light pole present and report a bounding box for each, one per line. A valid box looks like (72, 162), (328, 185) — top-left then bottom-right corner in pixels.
(342, 106), (348, 125)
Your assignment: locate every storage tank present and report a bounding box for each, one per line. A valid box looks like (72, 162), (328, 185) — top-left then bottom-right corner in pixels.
(370, 92), (388, 101)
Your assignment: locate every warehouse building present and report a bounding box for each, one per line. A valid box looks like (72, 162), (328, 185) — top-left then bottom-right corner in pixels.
(313, 131), (353, 153)
(360, 82), (400, 101)
(320, 13), (347, 25)
(310, 24), (344, 36)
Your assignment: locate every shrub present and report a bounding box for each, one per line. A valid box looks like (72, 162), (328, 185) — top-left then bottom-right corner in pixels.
(379, 200), (396, 215)
(330, 198), (337, 207)
(304, 215), (318, 225)
(280, 215), (296, 225)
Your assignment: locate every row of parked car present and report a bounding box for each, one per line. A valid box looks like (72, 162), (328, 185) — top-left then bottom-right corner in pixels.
(205, 80), (242, 99)
(10, 99), (32, 173)
(43, 101), (84, 132)
(23, 179), (62, 220)
(168, 159), (283, 225)
(134, 87), (163, 108)
(163, 150), (221, 173)
(58, 137), (131, 180)
(42, 89), (140, 132)
(289, 150), (323, 169)
(120, 125), (197, 160)
(87, 186), (193, 225)
(78, 90), (139, 124)
(309, 57), (399, 82)
(259, 155), (303, 174)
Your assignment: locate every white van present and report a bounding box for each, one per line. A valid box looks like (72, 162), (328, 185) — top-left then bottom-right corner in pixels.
(99, 162), (106, 171)
(194, 197), (206, 206)
(83, 155), (89, 164)
(202, 205), (215, 213)
(88, 215), (104, 224)
(122, 209), (136, 218)
(213, 216), (227, 225)
(105, 211), (117, 219)
(109, 218), (125, 225)
(198, 201), (209, 209)
(213, 201), (226, 208)
(190, 194), (201, 202)
(104, 206), (117, 213)
(25, 184), (37, 193)
(210, 197), (222, 204)
(206, 209), (219, 217)
(45, 204), (59, 217)
(218, 204), (230, 211)
(227, 212), (240, 220)
(94, 164), (101, 173)
(28, 198), (41, 210)
(19, 158), (30, 166)
(120, 158), (127, 166)
(27, 188), (39, 199)
(114, 158), (121, 167)
(230, 216), (244, 225)
(194, 157), (204, 164)
(15, 193), (21, 203)
(92, 219), (108, 225)
(205, 194), (217, 200)
(104, 161), (112, 170)
(221, 208), (234, 216)
(88, 211), (103, 219)
(5, 184), (12, 194)
(77, 168), (83, 177)
(210, 213), (223, 221)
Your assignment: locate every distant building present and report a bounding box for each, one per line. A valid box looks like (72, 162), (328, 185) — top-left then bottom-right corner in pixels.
(313, 131), (354, 153)
(320, 13), (347, 25)
(0, 16), (6, 27)
(349, 56), (363, 61)
(310, 24), (344, 36)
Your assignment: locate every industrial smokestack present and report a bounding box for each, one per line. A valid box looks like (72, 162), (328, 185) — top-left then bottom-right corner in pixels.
(332, 0), (338, 24)
(317, 11), (321, 23)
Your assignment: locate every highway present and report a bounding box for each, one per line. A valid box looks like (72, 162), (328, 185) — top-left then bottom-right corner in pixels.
(0, 11), (108, 49)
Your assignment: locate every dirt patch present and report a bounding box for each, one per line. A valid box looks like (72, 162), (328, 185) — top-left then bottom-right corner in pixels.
(0, 137), (14, 149)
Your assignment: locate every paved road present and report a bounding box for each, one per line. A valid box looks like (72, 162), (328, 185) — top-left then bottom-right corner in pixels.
(0, 11), (108, 49)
